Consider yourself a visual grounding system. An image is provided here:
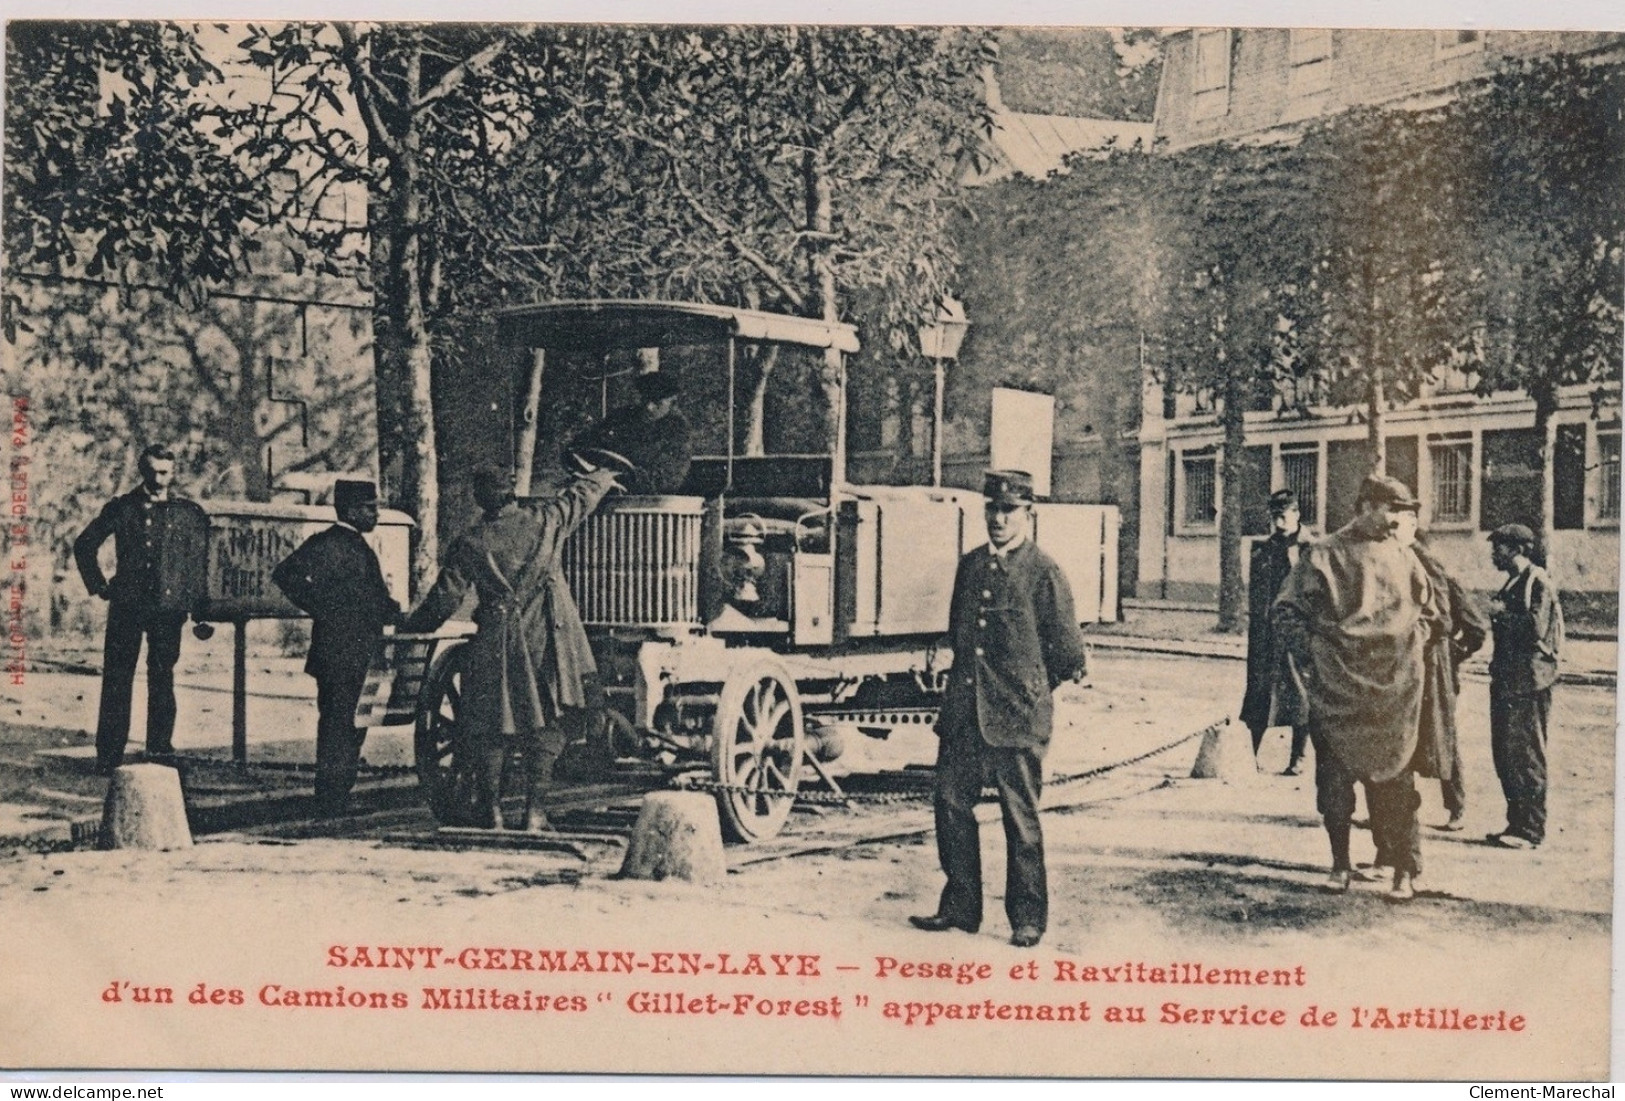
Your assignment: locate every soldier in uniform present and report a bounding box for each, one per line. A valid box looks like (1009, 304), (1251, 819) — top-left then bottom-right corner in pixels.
(911, 470), (1088, 948)
(272, 480), (401, 815)
(1240, 488), (1311, 774)
(403, 459), (624, 831)
(74, 444), (204, 773)
(1275, 475), (1437, 902)
(1485, 523), (1563, 850)
(571, 372), (692, 495)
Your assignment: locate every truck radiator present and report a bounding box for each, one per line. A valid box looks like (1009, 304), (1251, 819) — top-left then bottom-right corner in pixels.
(563, 496), (704, 629)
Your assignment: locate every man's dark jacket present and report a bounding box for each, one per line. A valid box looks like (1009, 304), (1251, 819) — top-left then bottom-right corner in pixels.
(1489, 563), (1563, 697)
(575, 405), (692, 495)
(1240, 528), (1309, 731)
(73, 489), (208, 611)
(936, 539), (1088, 750)
(273, 525), (400, 680)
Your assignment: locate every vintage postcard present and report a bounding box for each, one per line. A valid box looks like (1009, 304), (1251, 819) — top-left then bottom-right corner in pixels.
(0, 7), (1620, 1082)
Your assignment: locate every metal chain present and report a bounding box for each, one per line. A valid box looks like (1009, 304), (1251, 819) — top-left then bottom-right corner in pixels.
(671, 718), (1223, 805)
(140, 751), (416, 779)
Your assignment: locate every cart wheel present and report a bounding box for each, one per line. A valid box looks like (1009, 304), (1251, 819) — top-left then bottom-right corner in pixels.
(711, 660), (805, 843)
(414, 643), (482, 826)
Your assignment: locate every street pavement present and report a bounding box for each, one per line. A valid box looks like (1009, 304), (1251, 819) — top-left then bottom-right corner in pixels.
(0, 636), (1614, 1078)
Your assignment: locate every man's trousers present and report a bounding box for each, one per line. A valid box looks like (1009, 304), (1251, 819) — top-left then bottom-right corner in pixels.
(96, 601), (185, 771)
(932, 732), (1047, 933)
(1489, 686), (1550, 845)
(1312, 727), (1422, 875)
(314, 667), (370, 813)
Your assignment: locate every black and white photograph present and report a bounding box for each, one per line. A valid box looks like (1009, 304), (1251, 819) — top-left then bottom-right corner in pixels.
(0, 7), (1620, 1082)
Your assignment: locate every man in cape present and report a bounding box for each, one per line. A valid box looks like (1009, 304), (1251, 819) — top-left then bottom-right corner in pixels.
(1274, 474), (1436, 901)
(403, 457), (625, 831)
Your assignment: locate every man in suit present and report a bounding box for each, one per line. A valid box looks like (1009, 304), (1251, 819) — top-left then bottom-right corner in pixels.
(911, 470), (1088, 948)
(273, 480), (401, 815)
(1240, 488), (1311, 774)
(74, 444), (207, 773)
(403, 459), (623, 832)
(1485, 523), (1563, 850)
(1275, 474), (1438, 902)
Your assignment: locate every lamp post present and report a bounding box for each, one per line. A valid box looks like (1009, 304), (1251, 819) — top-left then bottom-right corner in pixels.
(917, 297), (970, 487)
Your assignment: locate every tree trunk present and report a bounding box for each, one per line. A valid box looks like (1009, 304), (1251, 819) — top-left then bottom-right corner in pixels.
(388, 47), (439, 599)
(1215, 352), (1248, 634)
(744, 345), (778, 457)
(1534, 389), (1557, 569)
(1365, 360), (1386, 473)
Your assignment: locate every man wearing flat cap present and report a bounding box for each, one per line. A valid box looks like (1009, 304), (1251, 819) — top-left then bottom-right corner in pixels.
(1241, 488), (1312, 774)
(403, 458), (625, 831)
(913, 469), (1088, 948)
(1485, 523), (1563, 850)
(1275, 474), (1440, 901)
(571, 371), (692, 495)
(274, 479), (402, 815)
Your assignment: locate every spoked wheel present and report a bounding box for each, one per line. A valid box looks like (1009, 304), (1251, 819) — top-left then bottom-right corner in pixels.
(414, 643), (483, 825)
(711, 660), (805, 843)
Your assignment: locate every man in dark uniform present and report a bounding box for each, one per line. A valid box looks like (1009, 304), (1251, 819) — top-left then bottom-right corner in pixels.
(273, 480), (401, 815)
(911, 470), (1088, 948)
(1275, 475), (1437, 902)
(1485, 523), (1562, 850)
(403, 459), (623, 831)
(74, 444), (206, 773)
(572, 372), (691, 495)
(1240, 488), (1311, 774)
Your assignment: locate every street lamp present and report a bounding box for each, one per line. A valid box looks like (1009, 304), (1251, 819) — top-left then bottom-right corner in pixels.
(917, 297), (970, 487)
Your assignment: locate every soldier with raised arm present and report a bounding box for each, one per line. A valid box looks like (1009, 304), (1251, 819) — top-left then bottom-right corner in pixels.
(402, 458), (625, 831)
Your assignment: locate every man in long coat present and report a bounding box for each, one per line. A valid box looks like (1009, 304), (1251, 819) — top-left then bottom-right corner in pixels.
(403, 461), (622, 831)
(911, 470), (1088, 948)
(1275, 475), (1436, 901)
(1400, 523), (1487, 833)
(1240, 488), (1311, 773)
(273, 480), (401, 815)
(1485, 523), (1563, 850)
(74, 444), (208, 773)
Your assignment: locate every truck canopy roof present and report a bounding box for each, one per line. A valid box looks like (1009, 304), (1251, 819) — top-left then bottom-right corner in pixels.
(495, 300), (861, 355)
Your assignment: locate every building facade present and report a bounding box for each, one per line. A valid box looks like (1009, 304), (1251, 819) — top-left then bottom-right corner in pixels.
(1136, 27), (1624, 616)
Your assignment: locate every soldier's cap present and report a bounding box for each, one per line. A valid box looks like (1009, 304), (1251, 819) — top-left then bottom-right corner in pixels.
(1354, 473), (1420, 512)
(563, 447), (638, 477)
(1488, 522), (1537, 550)
(633, 372), (680, 401)
(1268, 488), (1299, 514)
(332, 479), (378, 510)
(983, 469), (1035, 508)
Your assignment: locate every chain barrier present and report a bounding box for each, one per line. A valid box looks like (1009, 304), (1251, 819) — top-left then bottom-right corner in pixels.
(670, 718), (1224, 805)
(139, 751), (417, 780)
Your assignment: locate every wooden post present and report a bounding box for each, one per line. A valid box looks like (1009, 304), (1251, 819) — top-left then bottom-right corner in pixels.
(515, 348), (546, 496)
(232, 619), (247, 765)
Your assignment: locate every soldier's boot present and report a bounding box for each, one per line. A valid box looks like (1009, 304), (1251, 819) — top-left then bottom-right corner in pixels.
(475, 745), (507, 830)
(522, 748), (560, 834)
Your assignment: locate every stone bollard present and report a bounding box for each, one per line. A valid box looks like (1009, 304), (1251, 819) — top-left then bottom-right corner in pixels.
(619, 791), (725, 884)
(100, 764), (193, 851)
(1189, 719), (1257, 782)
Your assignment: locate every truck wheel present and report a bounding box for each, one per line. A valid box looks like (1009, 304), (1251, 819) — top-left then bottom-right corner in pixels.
(711, 659), (805, 843)
(414, 643), (482, 826)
